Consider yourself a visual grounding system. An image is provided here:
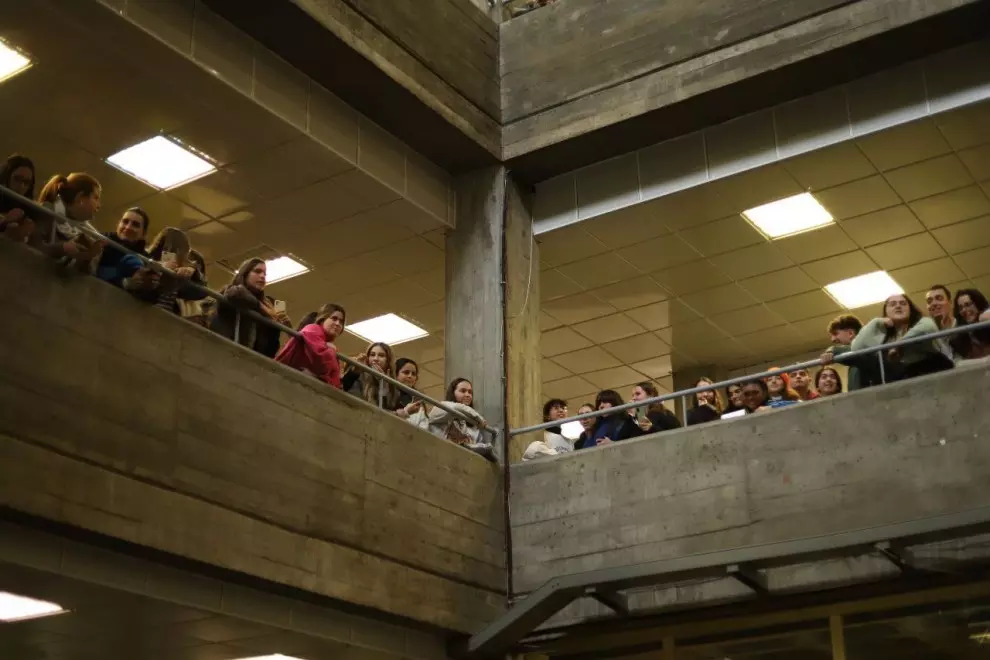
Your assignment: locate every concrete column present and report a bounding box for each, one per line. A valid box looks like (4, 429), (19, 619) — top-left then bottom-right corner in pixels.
(446, 165), (541, 462)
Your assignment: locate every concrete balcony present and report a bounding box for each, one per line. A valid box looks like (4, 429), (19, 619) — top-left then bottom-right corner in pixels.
(0, 239), (505, 637)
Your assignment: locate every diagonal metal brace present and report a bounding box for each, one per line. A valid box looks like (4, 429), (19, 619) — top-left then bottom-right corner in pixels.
(585, 586), (629, 615)
(727, 563), (768, 594)
(875, 541), (916, 572)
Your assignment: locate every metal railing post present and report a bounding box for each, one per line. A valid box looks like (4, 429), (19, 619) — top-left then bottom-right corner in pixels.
(233, 310), (241, 344)
(378, 373), (385, 409)
(681, 396), (688, 426)
(877, 351), (886, 384)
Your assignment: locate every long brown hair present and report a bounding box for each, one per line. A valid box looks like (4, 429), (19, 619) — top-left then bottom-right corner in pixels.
(37, 173), (100, 207)
(229, 257), (266, 299)
(147, 227), (190, 265)
(356, 341), (397, 409)
(693, 377), (723, 413)
(635, 381), (671, 416)
(297, 303), (347, 331)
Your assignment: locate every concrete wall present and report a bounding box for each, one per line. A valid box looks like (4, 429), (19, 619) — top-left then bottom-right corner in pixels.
(0, 240), (505, 633)
(502, 0), (986, 178)
(510, 360), (990, 594)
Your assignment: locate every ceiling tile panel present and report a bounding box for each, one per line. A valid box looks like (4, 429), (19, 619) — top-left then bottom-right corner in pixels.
(616, 233), (704, 272)
(865, 233), (947, 270)
(802, 250), (879, 286)
(680, 283), (759, 316)
(933, 100), (990, 151)
(405, 300), (445, 332)
(581, 202), (672, 249)
(540, 327), (593, 356)
(649, 186), (737, 231)
(588, 276), (669, 311)
(225, 136), (353, 202)
(782, 142), (877, 190)
(815, 175), (901, 219)
(556, 252), (642, 288)
(571, 313), (646, 344)
(774, 225), (858, 264)
(538, 225), (609, 268)
(582, 366), (645, 391)
(630, 354), (674, 379)
(766, 289), (842, 323)
(624, 299), (700, 330)
(408, 267), (444, 298)
(542, 358), (572, 382)
(542, 292), (617, 325)
(550, 346), (621, 374)
(840, 205), (926, 246)
(884, 154), (973, 202)
(678, 215), (764, 257)
(791, 312), (847, 343)
(855, 119), (951, 171)
(739, 267), (820, 302)
(600, 332), (672, 364)
(959, 143), (990, 181)
(931, 215), (990, 254)
(666, 318), (731, 349)
(709, 164), (803, 213)
(889, 257), (966, 293)
(908, 184), (990, 229)
(543, 376), (599, 400)
(953, 246), (990, 278)
(652, 260), (730, 296)
(736, 325), (808, 359)
(710, 305), (787, 336)
(710, 243), (793, 280)
(540, 311), (563, 331)
(363, 236), (444, 277)
(541, 269), (585, 301)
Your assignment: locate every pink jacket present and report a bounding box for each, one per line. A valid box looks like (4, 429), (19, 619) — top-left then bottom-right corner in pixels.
(274, 323), (342, 389)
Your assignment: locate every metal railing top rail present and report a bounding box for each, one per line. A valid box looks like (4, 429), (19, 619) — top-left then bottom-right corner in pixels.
(0, 185), (479, 428)
(512, 316), (990, 437)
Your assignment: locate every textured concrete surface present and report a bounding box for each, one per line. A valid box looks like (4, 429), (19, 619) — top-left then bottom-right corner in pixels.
(510, 359), (990, 594)
(0, 240), (505, 633)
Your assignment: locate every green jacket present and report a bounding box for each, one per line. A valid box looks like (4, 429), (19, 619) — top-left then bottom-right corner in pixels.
(851, 316), (941, 363)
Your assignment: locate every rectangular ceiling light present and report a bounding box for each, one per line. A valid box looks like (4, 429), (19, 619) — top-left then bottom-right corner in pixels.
(347, 313), (428, 346)
(561, 420), (584, 440)
(233, 656), (305, 660)
(0, 39), (32, 84)
(742, 192), (834, 239)
(106, 135), (216, 190)
(0, 592), (67, 622)
(824, 271), (904, 309)
(264, 255), (310, 285)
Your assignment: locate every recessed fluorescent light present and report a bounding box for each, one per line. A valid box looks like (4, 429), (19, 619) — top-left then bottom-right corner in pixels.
(232, 655), (306, 660)
(264, 255), (310, 285)
(0, 591), (67, 622)
(561, 420), (584, 440)
(742, 192), (834, 239)
(347, 313), (428, 346)
(106, 135), (216, 190)
(825, 271), (903, 309)
(0, 39), (32, 84)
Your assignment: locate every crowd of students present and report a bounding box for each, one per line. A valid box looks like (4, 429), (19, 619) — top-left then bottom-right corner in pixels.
(0, 157), (494, 458)
(523, 288), (990, 461)
(4, 156), (988, 466)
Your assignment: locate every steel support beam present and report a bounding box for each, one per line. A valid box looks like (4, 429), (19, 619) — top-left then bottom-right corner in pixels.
(727, 563), (769, 594)
(585, 586), (629, 615)
(464, 507), (990, 658)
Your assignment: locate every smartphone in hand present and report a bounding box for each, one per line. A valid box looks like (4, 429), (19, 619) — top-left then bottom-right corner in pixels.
(273, 299), (287, 314)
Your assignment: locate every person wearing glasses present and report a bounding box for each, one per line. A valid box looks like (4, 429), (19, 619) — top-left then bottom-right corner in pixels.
(951, 289), (990, 360)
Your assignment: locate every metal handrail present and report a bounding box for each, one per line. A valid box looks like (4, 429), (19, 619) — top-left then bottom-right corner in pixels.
(512, 314), (990, 437)
(0, 185), (482, 429)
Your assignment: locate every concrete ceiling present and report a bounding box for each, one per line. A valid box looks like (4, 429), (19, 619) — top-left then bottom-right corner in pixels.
(3, 1), (990, 407)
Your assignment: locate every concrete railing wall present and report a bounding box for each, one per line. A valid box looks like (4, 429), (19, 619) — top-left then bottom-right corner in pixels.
(510, 360), (990, 594)
(0, 240), (505, 633)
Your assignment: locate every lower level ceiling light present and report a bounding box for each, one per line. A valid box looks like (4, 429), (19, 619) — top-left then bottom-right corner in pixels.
(233, 656), (306, 660)
(561, 420), (584, 440)
(347, 313), (428, 346)
(824, 271), (903, 309)
(0, 591), (67, 622)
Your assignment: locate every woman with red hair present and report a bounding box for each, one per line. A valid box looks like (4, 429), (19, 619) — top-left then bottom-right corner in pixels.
(764, 369), (801, 409)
